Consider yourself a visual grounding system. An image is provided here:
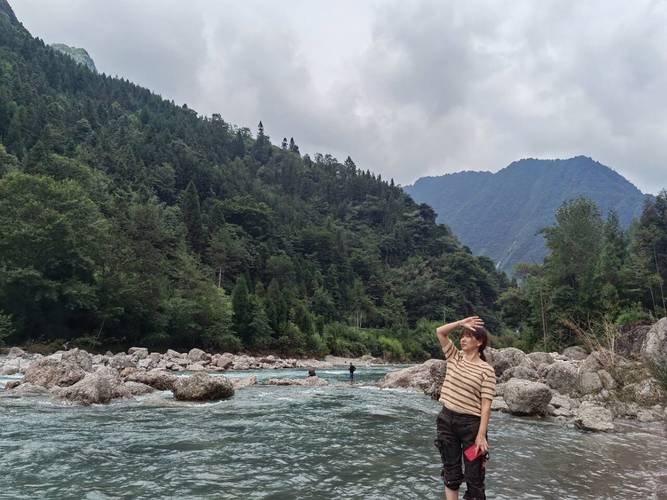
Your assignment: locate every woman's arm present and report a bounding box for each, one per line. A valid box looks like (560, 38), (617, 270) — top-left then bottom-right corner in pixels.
(436, 316), (484, 350)
(475, 398), (492, 453)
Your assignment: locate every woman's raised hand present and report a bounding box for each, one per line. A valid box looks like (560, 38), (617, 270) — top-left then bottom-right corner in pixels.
(459, 316), (484, 332)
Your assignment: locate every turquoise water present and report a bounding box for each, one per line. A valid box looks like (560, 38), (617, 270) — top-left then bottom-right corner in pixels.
(1, 365), (665, 499)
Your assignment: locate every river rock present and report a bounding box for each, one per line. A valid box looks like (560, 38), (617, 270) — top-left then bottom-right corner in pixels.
(266, 376), (329, 386)
(172, 372), (234, 401)
(578, 371), (603, 394)
(616, 323), (651, 360)
(187, 348), (211, 364)
(108, 353), (136, 371)
(494, 382), (506, 397)
(641, 317), (667, 362)
(211, 353), (234, 369)
(22, 358), (86, 388)
(60, 349), (93, 371)
(490, 347), (526, 377)
(7, 347), (27, 359)
(491, 397), (509, 412)
(545, 361), (579, 395)
(526, 352), (554, 366)
(622, 378), (666, 406)
(499, 365), (539, 383)
(574, 402), (614, 431)
(123, 381), (156, 396)
(231, 375), (257, 390)
(128, 347), (148, 359)
(502, 379), (552, 416)
(53, 368), (116, 405)
(597, 370), (616, 390)
(186, 363), (206, 372)
(377, 359), (447, 393)
(562, 346), (588, 361)
(123, 369), (177, 391)
(0, 358), (25, 375)
(4, 382), (50, 397)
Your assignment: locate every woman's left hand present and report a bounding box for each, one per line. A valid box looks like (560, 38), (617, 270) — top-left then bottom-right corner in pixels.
(475, 434), (488, 454)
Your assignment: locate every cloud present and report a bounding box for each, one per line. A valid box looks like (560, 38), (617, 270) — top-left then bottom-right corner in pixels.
(10, 0), (667, 194)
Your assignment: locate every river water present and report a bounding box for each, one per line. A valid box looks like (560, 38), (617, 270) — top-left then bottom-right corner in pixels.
(1, 365), (666, 499)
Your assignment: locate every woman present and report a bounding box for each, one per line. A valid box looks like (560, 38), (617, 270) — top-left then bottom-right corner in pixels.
(434, 316), (496, 500)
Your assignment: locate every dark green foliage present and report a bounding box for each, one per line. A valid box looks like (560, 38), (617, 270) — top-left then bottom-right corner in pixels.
(503, 194), (667, 351)
(0, 10), (508, 357)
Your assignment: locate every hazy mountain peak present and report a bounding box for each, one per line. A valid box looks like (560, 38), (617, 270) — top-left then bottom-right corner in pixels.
(405, 157), (649, 274)
(0, 0), (18, 25)
(51, 43), (97, 72)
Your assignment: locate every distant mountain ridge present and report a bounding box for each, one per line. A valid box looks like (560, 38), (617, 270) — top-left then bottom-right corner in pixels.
(404, 156), (650, 274)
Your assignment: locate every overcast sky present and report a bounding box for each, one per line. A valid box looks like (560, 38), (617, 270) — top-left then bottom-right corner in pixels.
(11, 0), (667, 194)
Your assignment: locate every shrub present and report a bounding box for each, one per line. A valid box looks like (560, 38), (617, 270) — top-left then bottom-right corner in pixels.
(0, 312), (14, 346)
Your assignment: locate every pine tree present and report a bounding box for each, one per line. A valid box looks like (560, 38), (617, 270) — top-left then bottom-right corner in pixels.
(182, 180), (204, 253)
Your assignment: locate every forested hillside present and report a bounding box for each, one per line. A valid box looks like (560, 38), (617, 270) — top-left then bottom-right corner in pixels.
(0, 2), (507, 359)
(405, 157), (649, 274)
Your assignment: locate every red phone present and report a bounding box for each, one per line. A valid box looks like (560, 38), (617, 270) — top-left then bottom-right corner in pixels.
(464, 443), (484, 461)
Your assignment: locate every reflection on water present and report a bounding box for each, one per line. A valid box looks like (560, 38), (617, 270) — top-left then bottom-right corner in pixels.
(1, 366), (666, 499)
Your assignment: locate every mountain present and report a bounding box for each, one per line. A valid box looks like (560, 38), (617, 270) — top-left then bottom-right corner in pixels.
(0, 2), (507, 356)
(404, 156), (650, 274)
(0, 0), (17, 25)
(51, 43), (97, 72)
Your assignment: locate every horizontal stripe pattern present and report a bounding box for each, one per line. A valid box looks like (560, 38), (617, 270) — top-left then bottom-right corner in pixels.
(439, 337), (496, 417)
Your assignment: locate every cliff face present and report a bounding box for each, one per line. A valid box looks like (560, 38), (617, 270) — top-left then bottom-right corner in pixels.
(405, 156), (650, 274)
(51, 43), (97, 72)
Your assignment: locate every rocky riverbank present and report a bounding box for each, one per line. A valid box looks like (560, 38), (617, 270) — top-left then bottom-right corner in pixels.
(0, 347), (384, 405)
(377, 317), (667, 432)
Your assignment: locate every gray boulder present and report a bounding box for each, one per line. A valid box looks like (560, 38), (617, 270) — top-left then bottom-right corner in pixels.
(23, 358), (85, 388)
(231, 375), (257, 390)
(490, 348), (526, 377)
(3, 383), (50, 397)
(123, 381), (156, 396)
(499, 365), (539, 383)
(211, 353), (234, 369)
(491, 397), (509, 412)
(7, 347), (27, 359)
(267, 376), (329, 386)
(128, 347), (149, 359)
(598, 370), (616, 390)
(622, 378), (666, 406)
(60, 349), (93, 371)
(187, 348), (211, 364)
(503, 379), (552, 416)
(53, 368), (116, 405)
(108, 353), (136, 371)
(172, 372), (234, 401)
(562, 346), (588, 361)
(122, 369), (177, 391)
(526, 352), (554, 366)
(545, 361), (579, 395)
(578, 371), (603, 394)
(574, 402), (614, 432)
(377, 359), (447, 395)
(641, 317), (667, 362)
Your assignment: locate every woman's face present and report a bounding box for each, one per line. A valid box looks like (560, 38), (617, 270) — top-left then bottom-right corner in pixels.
(460, 331), (482, 352)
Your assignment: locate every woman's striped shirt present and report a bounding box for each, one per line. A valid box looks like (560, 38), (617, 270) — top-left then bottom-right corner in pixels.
(439, 337), (496, 417)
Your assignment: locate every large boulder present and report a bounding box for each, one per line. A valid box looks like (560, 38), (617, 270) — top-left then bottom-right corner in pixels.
(622, 378), (666, 407)
(377, 359), (447, 394)
(123, 369), (177, 391)
(641, 317), (667, 362)
(489, 347), (526, 377)
(211, 353), (234, 369)
(579, 351), (614, 373)
(108, 353), (136, 371)
(60, 349), (93, 371)
(52, 368), (117, 405)
(123, 381), (156, 396)
(526, 352), (554, 366)
(616, 323), (651, 360)
(545, 361), (579, 395)
(267, 376), (329, 386)
(7, 347), (27, 359)
(574, 402), (614, 432)
(562, 346), (588, 361)
(172, 372), (234, 401)
(128, 347), (149, 359)
(578, 371), (603, 394)
(231, 375), (257, 390)
(3, 382), (50, 397)
(187, 348), (211, 364)
(22, 358), (86, 388)
(502, 379), (552, 416)
(499, 365), (539, 383)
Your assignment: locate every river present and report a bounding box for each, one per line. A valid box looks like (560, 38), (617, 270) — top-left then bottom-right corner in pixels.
(1, 365), (665, 499)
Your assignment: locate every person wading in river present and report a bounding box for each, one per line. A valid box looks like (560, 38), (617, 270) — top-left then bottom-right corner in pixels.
(434, 316), (496, 500)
